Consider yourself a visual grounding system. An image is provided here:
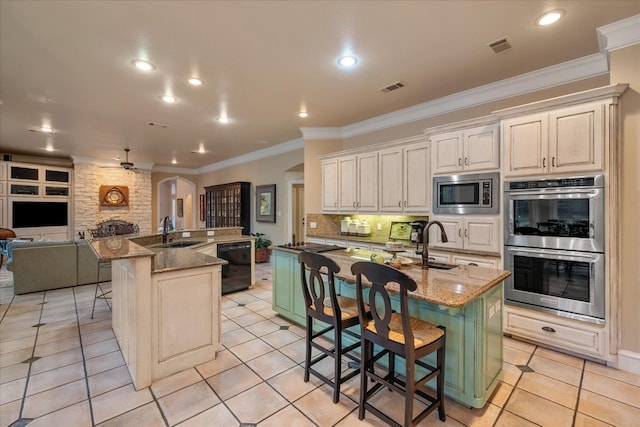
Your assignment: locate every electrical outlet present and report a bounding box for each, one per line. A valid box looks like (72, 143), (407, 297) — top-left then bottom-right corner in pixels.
(207, 230), (215, 236)
(377, 223), (382, 231)
(182, 231), (191, 237)
(310, 222), (317, 229)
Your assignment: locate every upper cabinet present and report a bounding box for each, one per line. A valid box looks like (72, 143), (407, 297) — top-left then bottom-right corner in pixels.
(321, 158), (339, 211)
(379, 140), (430, 213)
(431, 124), (499, 174)
(337, 153), (378, 212)
(502, 101), (605, 178)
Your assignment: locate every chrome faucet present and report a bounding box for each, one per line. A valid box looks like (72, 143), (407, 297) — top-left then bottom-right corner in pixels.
(162, 216), (171, 244)
(420, 220), (448, 269)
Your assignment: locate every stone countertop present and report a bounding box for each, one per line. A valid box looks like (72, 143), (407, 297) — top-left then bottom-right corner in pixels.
(149, 247), (227, 274)
(89, 235), (228, 274)
(307, 233), (500, 258)
(274, 247), (510, 308)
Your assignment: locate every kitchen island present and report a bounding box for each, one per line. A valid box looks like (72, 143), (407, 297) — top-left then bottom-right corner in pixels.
(90, 232), (234, 390)
(271, 247), (511, 408)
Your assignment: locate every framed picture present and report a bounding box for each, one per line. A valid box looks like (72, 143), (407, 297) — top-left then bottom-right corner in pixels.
(177, 198), (184, 217)
(256, 184), (276, 223)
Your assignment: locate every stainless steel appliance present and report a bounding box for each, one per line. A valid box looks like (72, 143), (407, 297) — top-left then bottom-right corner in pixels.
(433, 172), (499, 214)
(504, 247), (604, 322)
(503, 175), (605, 323)
(504, 175), (604, 253)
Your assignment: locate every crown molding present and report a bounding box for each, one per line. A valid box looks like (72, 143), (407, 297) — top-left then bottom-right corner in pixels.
(299, 127), (343, 140)
(597, 13), (640, 57)
(153, 165), (198, 175)
(339, 53), (608, 139)
(196, 137), (304, 174)
(72, 155), (154, 170)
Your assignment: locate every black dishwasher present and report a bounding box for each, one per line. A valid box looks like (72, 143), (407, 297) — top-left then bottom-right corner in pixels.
(216, 242), (252, 295)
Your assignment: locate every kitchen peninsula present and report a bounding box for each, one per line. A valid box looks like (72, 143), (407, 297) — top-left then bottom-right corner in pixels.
(90, 228), (253, 390)
(272, 246), (511, 408)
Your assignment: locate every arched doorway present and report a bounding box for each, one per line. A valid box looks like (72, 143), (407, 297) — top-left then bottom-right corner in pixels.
(157, 177), (196, 231)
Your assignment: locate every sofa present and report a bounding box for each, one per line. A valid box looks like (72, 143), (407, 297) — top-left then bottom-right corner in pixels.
(6, 240), (111, 295)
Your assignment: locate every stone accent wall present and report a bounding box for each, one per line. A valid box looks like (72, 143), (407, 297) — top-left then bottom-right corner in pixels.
(73, 164), (152, 237)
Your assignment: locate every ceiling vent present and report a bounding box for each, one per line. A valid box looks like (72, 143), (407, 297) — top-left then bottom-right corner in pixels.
(380, 81), (406, 93)
(489, 37), (512, 54)
(148, 122), (168, 128)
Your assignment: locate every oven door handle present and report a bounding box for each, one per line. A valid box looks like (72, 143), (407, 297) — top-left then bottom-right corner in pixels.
(505, 246), (599, 262)
(506, 189), (598, 197)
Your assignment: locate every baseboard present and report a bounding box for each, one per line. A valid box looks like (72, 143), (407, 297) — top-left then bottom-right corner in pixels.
(612, 350), (640, 375)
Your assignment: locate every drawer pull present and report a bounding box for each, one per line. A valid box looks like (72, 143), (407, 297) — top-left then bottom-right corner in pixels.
(469, 262), (478, 266)
(541, 326), (556, 333)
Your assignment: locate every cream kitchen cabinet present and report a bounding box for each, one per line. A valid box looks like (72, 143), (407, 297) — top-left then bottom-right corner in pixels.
(321, 158), (339, 211)
(378, 140), (430, 213)
(431, 124), (499, 174)
(502, 101), (605, 177)
(337, 153), (378, 212)
(428, 216), (500, 253)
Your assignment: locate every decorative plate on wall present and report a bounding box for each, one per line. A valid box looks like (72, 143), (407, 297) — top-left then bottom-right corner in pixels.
(99, 185), (129, 206)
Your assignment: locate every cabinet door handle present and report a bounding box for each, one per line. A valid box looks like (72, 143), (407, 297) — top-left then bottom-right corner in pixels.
(541, 326), (556, 333)
(398, 201), (402, 207)
(469, 262), (478, 266)
(353, 202), (356, 208)
(543, 157), (546, 168)
(428, 256), (436, 261)
(552, 157), (556, 167)
(464, 229), (468, 238)
(404, 200), (407, 207)
(458, 158), (462, 166)
(464, 157), (468, 166)
(458, 228), (462, 237)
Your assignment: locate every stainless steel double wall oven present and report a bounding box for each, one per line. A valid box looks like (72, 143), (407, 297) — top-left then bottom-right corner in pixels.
(503, 175), (605, 323)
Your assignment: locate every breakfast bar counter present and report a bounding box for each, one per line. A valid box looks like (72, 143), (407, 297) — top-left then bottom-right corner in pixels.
(90, 235), (228, 390)
(271, 246), (511, 408)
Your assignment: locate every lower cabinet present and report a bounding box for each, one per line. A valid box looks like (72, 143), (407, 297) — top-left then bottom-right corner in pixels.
(504, 305), (606, 360)
(429, 249), (501, 268)
(338, 278), (504, 408)
(272, 250), (305, 325)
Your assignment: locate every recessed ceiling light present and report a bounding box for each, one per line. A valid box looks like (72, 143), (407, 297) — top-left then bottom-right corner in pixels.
(45, 143), (54, 152)
(188, 77), (203, 86)
(535, 9), (565, 26)
(132, 59), (155, 71)
(217, 116), (230, 124)
(161, 95), (177, 103)
(40, 126), (54, 134)
(171, 158), (177, 164)
(337, 55), (358, 67)
(298, 111), (309, 118)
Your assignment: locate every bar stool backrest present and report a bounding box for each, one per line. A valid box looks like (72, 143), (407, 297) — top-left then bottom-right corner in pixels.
(298, 251), (341, 322)
(352, 261), (417, 355)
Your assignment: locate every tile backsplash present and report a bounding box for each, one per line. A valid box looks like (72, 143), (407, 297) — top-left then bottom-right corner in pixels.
(306, 213), (429, 244)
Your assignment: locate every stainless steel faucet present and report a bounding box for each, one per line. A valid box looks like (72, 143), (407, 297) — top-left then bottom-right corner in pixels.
(162, 216), (171, 244)
(421, 220), (448, 269)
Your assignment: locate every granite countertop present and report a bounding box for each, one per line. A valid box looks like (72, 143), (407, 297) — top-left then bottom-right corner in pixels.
(89, 235), (229, 274)
(308, 233), (500, 258)
(150, 248), (227, 274)
(310, 248), (510, 308)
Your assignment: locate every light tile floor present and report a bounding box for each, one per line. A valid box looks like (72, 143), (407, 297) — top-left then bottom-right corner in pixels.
(1, 263), (639, 426)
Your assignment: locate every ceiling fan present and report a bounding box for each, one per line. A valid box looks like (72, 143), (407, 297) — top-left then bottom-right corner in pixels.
(120, 148), (135, 170)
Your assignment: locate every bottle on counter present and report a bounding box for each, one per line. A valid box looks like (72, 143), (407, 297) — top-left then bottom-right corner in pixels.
(341, 217), (352, 235)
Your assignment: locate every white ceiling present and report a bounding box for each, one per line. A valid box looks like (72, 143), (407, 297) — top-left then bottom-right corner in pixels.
(1, 1), (639, 171)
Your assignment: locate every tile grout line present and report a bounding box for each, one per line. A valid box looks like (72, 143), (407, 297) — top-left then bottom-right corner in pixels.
(14, 290), (46, 424)
(72, 286), (96, 426)
(571, 358), (587, 427)
(147, 386), (170, 426)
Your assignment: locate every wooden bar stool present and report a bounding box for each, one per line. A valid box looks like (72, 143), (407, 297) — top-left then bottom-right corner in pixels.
(351, 261), (446, 427)
(298, 251), (369, 403)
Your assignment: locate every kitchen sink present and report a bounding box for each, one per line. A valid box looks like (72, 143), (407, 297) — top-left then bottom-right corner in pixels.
(426, 262), (458, 270)
(157, 241), (204, 248)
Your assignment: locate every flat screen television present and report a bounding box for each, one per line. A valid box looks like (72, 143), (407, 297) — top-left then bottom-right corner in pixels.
(12, 201), (68, 228)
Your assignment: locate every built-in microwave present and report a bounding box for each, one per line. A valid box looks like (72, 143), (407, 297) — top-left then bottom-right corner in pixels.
(433, 172), (500, 214)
